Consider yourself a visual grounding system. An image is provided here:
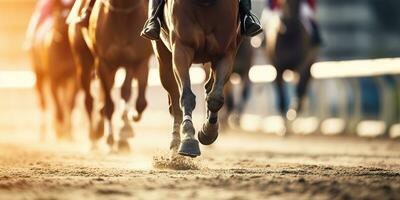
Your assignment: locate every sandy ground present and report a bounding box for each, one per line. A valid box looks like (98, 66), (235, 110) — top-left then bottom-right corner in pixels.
(0, 89), (399, 200)
(0, 126), (400, 200)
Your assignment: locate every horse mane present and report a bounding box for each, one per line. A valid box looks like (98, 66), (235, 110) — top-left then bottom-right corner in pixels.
(193, 0), (217, 7)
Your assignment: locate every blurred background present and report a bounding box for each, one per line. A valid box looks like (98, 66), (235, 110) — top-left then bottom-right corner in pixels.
(0, 0), (399, 140)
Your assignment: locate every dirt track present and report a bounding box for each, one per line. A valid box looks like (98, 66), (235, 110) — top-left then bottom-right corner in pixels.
(0, 126), (400, 200)
(0, 88), (398, 200)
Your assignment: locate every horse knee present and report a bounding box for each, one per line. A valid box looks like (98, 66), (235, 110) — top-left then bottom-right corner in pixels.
(207, 94), (224, 113)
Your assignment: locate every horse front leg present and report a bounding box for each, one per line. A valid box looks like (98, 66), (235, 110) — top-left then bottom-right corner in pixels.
(118, 67), (135, 153)
(132, 61), (149, 122)
(98, 62), (117, 152)
(35, 73), (47, 141)
(172, 41), (201, 157)
(154, 41), (182, 152)
(198, 53), (234, 145)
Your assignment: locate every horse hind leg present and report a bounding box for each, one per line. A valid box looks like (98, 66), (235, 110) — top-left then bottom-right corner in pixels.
(220, 80), (233, 130)
(198, 53), (235, 145)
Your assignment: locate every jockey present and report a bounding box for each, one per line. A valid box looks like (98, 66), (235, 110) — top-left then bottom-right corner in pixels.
(25, 0), (71, 49)
(75, 0), (263, 39)
(266, 0), (322, 46)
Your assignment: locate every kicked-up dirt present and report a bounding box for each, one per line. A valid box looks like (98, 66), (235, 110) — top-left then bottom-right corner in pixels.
(0, 127), (399, 200)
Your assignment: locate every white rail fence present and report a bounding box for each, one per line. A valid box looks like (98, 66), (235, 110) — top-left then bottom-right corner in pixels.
(0, 58), (399, 138)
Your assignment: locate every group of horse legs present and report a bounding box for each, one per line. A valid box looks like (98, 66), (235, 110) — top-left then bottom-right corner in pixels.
(29, 0), (318, 157)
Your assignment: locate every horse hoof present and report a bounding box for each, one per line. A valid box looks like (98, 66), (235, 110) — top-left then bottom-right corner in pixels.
(198, 122), (219, 145)
(117, 140), (130, 153)
(178, 139), (201, 158)
(120, 124), (134, 139)
(90, 142), (98, 151)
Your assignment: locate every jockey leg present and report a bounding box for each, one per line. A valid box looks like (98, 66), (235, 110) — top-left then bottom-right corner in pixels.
(140, 0), (164, 40)
(239, 0), (263, 37)
(76, 0), (96, 27)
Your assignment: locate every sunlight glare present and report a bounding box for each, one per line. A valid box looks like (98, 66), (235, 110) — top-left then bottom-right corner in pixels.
(0, 70), (36, 88)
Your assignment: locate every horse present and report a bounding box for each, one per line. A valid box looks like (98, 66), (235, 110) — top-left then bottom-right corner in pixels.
(29, 0), (79, 141)
(153, 0), (241, 157)
(264, 0), (319, 123)
(70, 0), (152, 152)
(68, 0), (97, 146)
(220, 37), (254, 129)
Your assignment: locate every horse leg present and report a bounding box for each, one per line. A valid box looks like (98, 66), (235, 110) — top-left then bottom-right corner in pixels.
(79, 65), (99, 147)
(296, 66), (312, 113)
(154, 41), (182, 152)
(98, 62), (116, 152)
(221, 81), (233, 129)
(132, 61), (149, 122)
(65, 76), (79, 141)
(50, 80), (64, 140)
(237, 73), (251, 118)
(198, 53), (234, 145)
(172, 41), (200, 157)
(35, 74), (47, 141)
(69, 23), (97, 146)
(274, 71), (287, 117)
(118, 67), (135, 153)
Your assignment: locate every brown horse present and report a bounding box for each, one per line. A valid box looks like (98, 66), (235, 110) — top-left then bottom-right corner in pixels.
(153, 0), (241, 157)
(68, 0), (97, 146)
(75, 0), (152, 152)
(29, 1), (78, 140)
(265, 0), (319, 122)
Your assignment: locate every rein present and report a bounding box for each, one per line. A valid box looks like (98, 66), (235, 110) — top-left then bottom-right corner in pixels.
(100, 0), (143, 13)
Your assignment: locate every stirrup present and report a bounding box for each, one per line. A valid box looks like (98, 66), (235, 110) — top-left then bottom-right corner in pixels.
(242, 14), (262, 37)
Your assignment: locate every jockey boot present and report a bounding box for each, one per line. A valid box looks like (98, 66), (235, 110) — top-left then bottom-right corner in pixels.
(310, 19), (323, 46)
(239, 0), (263, 37)
(76, 0), (96, 27)
(140, 0), (164, 40)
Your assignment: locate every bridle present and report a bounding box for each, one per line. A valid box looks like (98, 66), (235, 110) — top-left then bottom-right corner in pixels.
(100, 0), (144, 13)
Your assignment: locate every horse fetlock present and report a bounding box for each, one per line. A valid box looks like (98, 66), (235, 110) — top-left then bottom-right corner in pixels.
(180, 120), (195, 139)
(136, 98), (148, 114)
